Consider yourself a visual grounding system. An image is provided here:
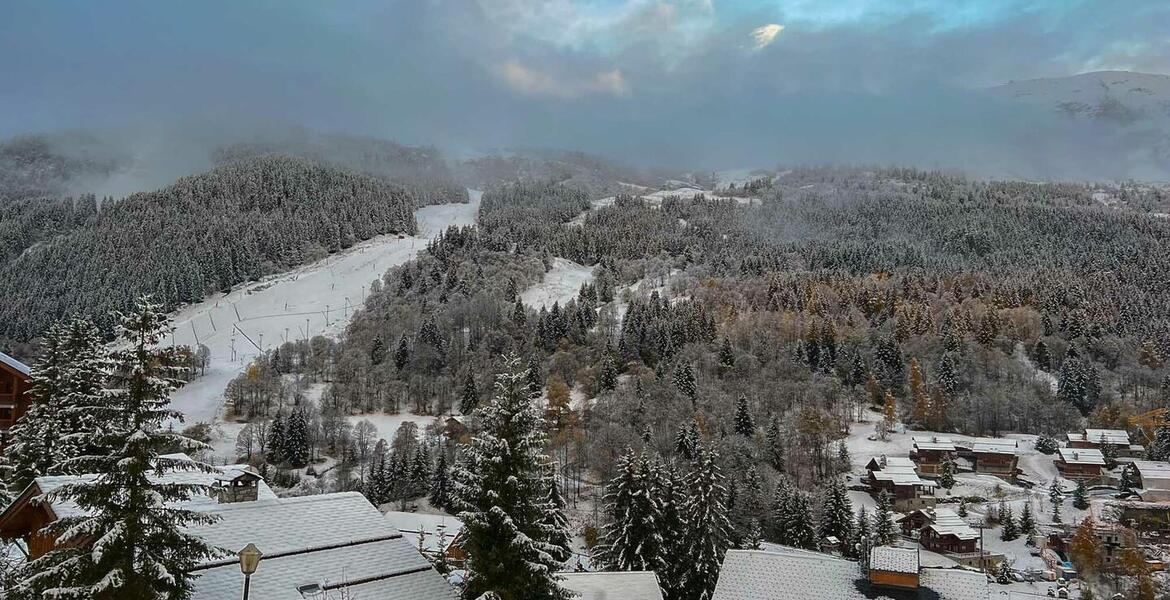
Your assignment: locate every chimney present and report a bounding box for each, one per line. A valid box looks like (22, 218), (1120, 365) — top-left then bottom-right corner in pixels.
(216, 470), (261, 503)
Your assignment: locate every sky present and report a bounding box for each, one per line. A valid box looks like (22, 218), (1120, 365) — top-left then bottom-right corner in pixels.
(2, 1), (1169, 176)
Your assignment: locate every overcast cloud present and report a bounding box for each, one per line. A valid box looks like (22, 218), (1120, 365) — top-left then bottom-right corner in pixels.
(2, 0), (1168, 177)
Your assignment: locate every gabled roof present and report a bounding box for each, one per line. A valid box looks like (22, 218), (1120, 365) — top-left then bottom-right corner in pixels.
(969, 438), (1018, 455)
(1058, 447), (1106, 466)
(188, 492), (456, 600)
(0, 351), (31, 378)
(925, 508), (979, 541)
(560, 571), (664, 600)
(384, 511), (464, 553)
(1067, 429), (1130, 445)
(870, 547), (918, 574)
(912, 436), (956, 452)
(712, 549), (988, 600)
(868, 456), (936, 488)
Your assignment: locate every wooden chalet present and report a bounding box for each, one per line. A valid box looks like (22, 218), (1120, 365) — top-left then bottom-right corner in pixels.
(1067, 428), (1143, 458)
(868, 547), (920, 590)
(1111, 500), (1170, 538)
(0, 351), (32, 445)
(900, 507), (980, 555)
(1054, 447), (1106, 481)
(909, 436), (956, 477)
(866, 455), (937, 512)
(961, 438), (1019, 478)
(1129, 460), (1170, 501)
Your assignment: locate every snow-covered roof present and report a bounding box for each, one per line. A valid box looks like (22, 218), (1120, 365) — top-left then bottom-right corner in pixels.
(925, 508), (979, 541)
(188, 492), (455, 600)
(0, 351), (30, 377)
(912, 436), (956, 452)
(33, 459), (278, 519)
(1067, 429), (1130, 445)
(870, 547), (918, 574)
(1058, 447), (1106, 466)
(712, 549), (988, 600)
(868, 456), (936, 488)
(560, 571), (664, 600)
(969, 438), (1018, 455)
(384, 511), (464, 553)
(1132, 461), (1170, 489)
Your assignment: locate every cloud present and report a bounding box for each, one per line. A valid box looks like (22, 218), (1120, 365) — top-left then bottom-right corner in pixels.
(750, 23), (785, 50)
(498, 60), (628, 98)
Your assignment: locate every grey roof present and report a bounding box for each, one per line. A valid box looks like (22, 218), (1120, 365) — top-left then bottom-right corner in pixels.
(869, 547), (918, 574)
(0, 351), (30, 377)
(384, 510), (465, 553)
(1057, 447), (1106, 466)
(712, 550), (988, 600)
(560, 571), (664, 600)
(912, 436), (956, 452)
(189, 492), (455, 600)
(1068, 429), (1130, 445)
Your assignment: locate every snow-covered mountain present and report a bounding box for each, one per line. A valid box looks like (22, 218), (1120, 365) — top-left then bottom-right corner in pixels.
(990, 70), (1170, 125)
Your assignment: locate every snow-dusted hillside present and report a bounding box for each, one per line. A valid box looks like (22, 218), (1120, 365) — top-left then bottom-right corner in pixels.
(990, 70), (1170, 124)
(167, 192), (481, 427)
(519, 258), (595, 310)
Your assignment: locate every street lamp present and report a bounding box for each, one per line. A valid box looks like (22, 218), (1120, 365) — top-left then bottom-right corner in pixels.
(238, 543), (263, 600)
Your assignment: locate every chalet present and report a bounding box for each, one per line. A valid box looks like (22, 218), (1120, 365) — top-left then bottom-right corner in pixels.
(384, 510), (467, 565)
(712, 547), (988, 600)
(964, 438), (1019, 478)
(444, 415), (470, 442)
(1111, 500), (1170, 538)
(909, 436), (956, 477)
(899, 507), (982, 559)
(866, 455), (937, 512)
(560, 571), (664, 600)
(1067, 428), (1143, 458)
(1054, 447), (1106, 481)
(0, 351), (32, 444)
(0, 457), (455, 599)
(1128, 461), (1170, 501)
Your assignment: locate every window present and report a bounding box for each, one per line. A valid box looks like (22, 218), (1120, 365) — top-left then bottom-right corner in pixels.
(0, 406), (13, 421)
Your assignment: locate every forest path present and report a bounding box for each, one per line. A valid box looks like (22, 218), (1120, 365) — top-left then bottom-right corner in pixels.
(166, 191), (481, 431)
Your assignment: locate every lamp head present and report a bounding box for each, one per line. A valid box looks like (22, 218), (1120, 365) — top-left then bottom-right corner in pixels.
(239, 543), (263, 575)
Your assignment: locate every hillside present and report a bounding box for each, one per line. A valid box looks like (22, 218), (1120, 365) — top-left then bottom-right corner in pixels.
(991, 70), (1170, 125)
(0, 155), (419, 347)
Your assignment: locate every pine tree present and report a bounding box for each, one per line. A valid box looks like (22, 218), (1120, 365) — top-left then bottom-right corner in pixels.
(541, 473), (574, 565)
(958, 498), (967, 517)
(781, 490), (817, 550)
(598, 352), (618, 392)
(1119, 463), (1137, 494)
(819, 477), (854, 547)
(1000, 502), (1018, 541)
(12, 296), (222, 600)
(429, 451), (451, 509)
(284, 408), (310, 467)
(652, 461), (687, 600)
(267, 411), (286, 464)
(678, 446), (732, 600)
(872, 491), (897, 546)
(718, 338), (735, 369)
(53, 318), (113, 463)
(852, 506), (870, 559)
(394, 335), (411, 371)
(370, 337), (386, 365)
(733, 395), (755, 437)
(1049, 480), (1064, 523)
(765, 416), (785, 472)
(450, 357), (571, 600)
(595, 449), (665, 572)
(938, 453), (956, 490)
(1019, 501), (1036, 539)
(460, 372), (479, 414)
(4, 323), (67, 491)
(673, 363), (696, 404)
(1072, 479), (1089, 510)
(1147, 418), (1170, 461)
(410, 446), (432, 497)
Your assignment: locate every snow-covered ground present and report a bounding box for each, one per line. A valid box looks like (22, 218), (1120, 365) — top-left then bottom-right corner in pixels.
(166, 192), (481, 433)
(589, 186), (759, 210)
(519, 258), (595, 310)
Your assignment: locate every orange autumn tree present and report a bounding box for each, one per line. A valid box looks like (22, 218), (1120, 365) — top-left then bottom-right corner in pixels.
(909, 359), (930, 426)
(1068, 517), (1104, 580)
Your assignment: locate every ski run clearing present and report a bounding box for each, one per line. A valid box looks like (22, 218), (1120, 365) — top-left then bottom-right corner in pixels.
(519, 258), (595, 310)
(166, 192), (481, 450)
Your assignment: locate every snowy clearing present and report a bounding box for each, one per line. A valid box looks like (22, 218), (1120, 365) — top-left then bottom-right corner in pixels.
(519, 258), (595, 310)
(589, 187), (758, 210)
(166, 192), (481, 430)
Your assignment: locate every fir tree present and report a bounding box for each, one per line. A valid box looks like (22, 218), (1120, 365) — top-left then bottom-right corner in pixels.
(429, 451), (451, 509)
(819, 477), (854, 547)
(652, 461), (687, 600)
(1019, 501), (1036, 539)
(460, 372), (479, 415)
(718, 338), (735, 370)
(598, 352), (618, 392)
(958, 498), (967, 517)
(450, 357), (572, 600)
(1000, 502), (1018, 541)
(1147, 418), (1170, 461)
(1072, 479), (1089, 510)
(1034, 435), (1059, 455)
(678, 446), (732, 600)
(673, 362), (696, 404)
(1049, 480), (1064, 523)
(872, 491), (898, 547)
(733, 395), (755, 437)
(283, 408), (310, 467)
(765, 417), (785, 472)
(541, 474), (574, 565)
(267, 411), (286, 464)
(13, 296), (222, 600)
(938, 453), (956, 490)
(1118, 463), (1137, 494)
(780, 490), (817, 550)
(852, 506), (870, 559)
(4, 323), (68, 491)
(394, 335), (411, 371)
(370, 337), (386, 365)
(596, 450), (666, 572)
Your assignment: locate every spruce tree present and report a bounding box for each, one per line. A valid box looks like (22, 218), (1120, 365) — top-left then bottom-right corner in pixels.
(284, 409), (310, 467)
(460, 372), (479, 414)
(267, 412), (286, 465)
(733, 395), (755, 437)
(1019, 501), (1036, 539)
(394, 335), (411, 371)
(596, 449), (665, 572)
(1000, 503), (1018, 541)
(765, 417), (785, 472)
(718, 338), (735, 369)
(429, 451), (451, 509)
(652, 461), (687, 600)
(13, 296), (222, 600)
(1118, 463), (1137, 494)
(673, 362), (696, 404)
(597, 353), (618, 392)
(54, 318), (113, 463)
(679, 446), (732, 600)
(1072, 479), (1089, 510)
(541, 474), (574, 565)
(4, 323), (67, 491)
(938, 453), (956, 490)
(872, 491), (898, 546)
(1148, 419), (1170, 461)
(781, 490), (817, 550)
(1049, 480), (1064, 523)
(451, 357), (572, 600)
(819, 477), (854, 547)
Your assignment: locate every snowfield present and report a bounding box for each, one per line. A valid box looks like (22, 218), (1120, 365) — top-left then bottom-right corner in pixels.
(519, 258), (595, 310)
(166, 193), (481, 431)
(589, 187), (758, 210)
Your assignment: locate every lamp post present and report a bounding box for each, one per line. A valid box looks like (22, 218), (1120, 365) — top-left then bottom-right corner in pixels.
(238, 543), (263, 600)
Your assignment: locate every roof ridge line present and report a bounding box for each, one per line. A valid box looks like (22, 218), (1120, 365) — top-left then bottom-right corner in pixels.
(191, 533), (404, 571)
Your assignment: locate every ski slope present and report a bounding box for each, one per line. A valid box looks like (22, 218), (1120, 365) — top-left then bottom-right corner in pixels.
(167, 192), (481, 428)
(519, 258), (595, 310)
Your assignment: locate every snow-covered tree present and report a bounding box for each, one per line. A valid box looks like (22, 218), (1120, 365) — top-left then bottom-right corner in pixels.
(451, 357), (572, 600)
(597, 352), (618, 392)
(718, 338), (735, 369)
(460, 372), (479, 414)
(4, 323), (67, 491)
(541, 472), (574, 565)
(1049, 480), (1064, 523)
(1072, 479), (1089, 510)
(938, 453), (956, 489)
(678, 445), (732, 600)
(429, 451), (452, 509)
(779, 490), (817, 550)
(1148, 419), (1170, 461)
(596, 449), (665, 572)
(673, 363), (696, 404)
(283, 408), (310, 467)
(733, 395), (755, 437)
(819, 477), (854, 547)
(1000, 502), (1018, 541)
(12, 296), (222, 600)
(1019, 501), (1036, 539)
(872, 491), (898, 546)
